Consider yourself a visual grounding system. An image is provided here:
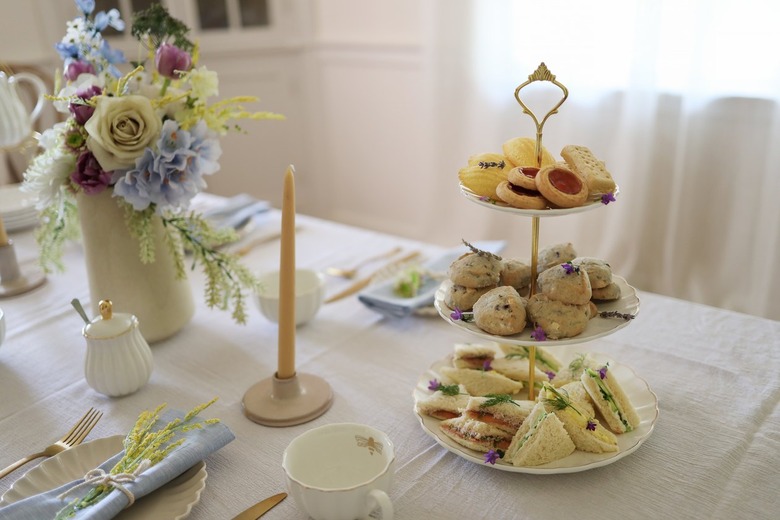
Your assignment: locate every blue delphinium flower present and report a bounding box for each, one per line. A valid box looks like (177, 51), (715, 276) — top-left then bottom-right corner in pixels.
(76, 0), (94, 15)
(94, 8), (124, 32)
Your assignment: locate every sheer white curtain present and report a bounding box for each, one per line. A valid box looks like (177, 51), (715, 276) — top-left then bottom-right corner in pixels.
(422, 0), (780, 320)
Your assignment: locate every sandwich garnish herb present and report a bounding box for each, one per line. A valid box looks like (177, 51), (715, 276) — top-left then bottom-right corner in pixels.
(568, 353), (589, 372)
(428, 379), (462, 396)
(542, 384), (598, 432)
(599, 310), (635, 321)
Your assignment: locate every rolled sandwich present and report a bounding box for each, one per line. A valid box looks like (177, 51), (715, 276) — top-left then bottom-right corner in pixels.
(463, 395), (535, 435)
(540, 383), (618, 453)
(504, 401), (575, 466)
(580, 366), (640, 434)
(440, 366), (523, 396)
(439, 416), (513, 453)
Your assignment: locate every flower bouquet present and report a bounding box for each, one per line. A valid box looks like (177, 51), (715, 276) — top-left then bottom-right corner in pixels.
(23, 0), (283, 325)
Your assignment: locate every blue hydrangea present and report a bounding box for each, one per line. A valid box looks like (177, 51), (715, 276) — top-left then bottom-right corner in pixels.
(112, 120), (221, 211)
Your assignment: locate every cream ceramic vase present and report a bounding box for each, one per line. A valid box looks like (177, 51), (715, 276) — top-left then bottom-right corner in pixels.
(76, 190), (195, 343)
(83, 300), (153, 397)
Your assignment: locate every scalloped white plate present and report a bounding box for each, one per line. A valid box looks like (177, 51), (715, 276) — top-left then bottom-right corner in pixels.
(460, 183), (619, 217)
(414, 346), (659, 474)
(0, 436), (207, 519)
(434, 275), (640, 347)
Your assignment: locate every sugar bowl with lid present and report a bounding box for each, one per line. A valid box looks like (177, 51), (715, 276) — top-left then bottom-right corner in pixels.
(83, 299), (153, 397)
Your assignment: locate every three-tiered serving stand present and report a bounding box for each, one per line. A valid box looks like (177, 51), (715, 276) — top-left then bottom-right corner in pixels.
(434, 63), (640, 400)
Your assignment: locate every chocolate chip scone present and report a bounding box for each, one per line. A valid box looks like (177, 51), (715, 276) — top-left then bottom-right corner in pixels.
(448, 252), (502, 289)
(537, 263), (592, 305)
(526, 293), (590, 339)
(473, 286), (527, 336)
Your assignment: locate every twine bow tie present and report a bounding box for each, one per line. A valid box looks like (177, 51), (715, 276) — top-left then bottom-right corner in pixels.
(57, 459), (151, 507)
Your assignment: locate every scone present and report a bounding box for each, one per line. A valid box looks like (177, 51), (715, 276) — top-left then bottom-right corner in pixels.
(499, 259), (532, 291)
(537, 243), (577, 272)
(448, 252), (502, 289)
(572, 257), (612, 289)
(473, 286), (527, 336)
(591, 282), (621, 301)
(526, 293), (590, 339)
(537, 263), (592, 305)
(445, 284), (496, 311)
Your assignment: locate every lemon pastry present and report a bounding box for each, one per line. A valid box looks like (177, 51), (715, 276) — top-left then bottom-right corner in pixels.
(502, 137), (556, 168)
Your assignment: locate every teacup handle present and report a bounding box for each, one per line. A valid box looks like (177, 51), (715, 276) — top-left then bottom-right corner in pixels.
(364, 489), (393, 520)
(10, 72), (47, 124)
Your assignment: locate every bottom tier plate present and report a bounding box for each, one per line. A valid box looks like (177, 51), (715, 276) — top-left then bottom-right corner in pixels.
(413, 346), (659, 474)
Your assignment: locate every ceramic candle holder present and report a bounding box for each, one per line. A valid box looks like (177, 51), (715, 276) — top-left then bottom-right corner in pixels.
(254, 268), (325, 326)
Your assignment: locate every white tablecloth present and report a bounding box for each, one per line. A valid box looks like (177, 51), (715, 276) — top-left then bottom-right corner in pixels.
(1, 211), (778, 520)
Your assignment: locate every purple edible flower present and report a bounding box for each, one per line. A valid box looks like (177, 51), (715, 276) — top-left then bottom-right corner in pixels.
(545, 371), (555, 381)
(598, 365), (608, 379)
(71, 150), (111, 195)
(479, 195), (490, 202)
(155, 42), (192, 79)
(484, 449), (501, 465)
(531, 326), (547, 342)
(601, 192), (616, 205)
(586, 420), (597, 431)
(482, 359), (492, 372)
(562, 262), (575, 274)
(451, 307), (464, 321)
(428, 379), (441, 392)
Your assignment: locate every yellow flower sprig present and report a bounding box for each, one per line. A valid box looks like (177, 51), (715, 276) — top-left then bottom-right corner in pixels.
(55, 399), (219, 519)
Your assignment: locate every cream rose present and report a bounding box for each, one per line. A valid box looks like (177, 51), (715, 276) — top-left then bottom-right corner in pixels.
(85, 95), (161, 171)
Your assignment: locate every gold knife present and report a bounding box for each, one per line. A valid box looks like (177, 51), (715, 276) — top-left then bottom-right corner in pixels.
(324, 250), (421, 304)
(231, 492), (287, 520)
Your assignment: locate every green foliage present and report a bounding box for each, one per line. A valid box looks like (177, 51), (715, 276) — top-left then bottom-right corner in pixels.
(124, 203), (156, 264)
(35, 200), (80, 273)
(131, 3), (193, 51)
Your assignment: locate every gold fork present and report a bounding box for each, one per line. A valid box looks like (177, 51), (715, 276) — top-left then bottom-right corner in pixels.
(325, 246), (403, 279)
(0, 407), (103, 479)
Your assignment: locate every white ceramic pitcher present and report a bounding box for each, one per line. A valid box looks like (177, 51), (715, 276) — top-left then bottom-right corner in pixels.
(0, 71), (46, 149)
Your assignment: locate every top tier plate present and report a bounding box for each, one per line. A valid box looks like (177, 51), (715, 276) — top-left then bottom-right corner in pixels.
(460, 183), (619, 217)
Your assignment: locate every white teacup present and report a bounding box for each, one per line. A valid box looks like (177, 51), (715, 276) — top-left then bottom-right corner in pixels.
(283, 423), (395, 520)
(254, 268), (325, 326)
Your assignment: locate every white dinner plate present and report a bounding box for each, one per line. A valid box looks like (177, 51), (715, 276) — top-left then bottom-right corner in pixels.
(0, 436), (207, 519)
(434, 275), (640, 347)
(460, 183), (620, 217)
(413, 346), (659, 474)
(0, 184), (38, 218)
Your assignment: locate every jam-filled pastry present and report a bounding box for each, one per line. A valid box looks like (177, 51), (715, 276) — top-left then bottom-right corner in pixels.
(507, 166), (541, 191)
(535, 164), (589, 208)
(496, 180), (548, 210)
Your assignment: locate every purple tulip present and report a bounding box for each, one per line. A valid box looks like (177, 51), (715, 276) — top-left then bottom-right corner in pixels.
(68, 85), (103, 125)
(71, 151), (112, 194)
(155, 43), (192, 79)
(64, 61), (96, 82)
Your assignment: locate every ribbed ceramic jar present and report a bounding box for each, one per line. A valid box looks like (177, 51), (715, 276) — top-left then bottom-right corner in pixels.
(83, 300), (153, 397)
(76, 190), (194, 343)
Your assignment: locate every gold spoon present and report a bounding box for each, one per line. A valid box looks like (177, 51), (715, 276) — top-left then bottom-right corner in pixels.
(324, 246), (402, 279)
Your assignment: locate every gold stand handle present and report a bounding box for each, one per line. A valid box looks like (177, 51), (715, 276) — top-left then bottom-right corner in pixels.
(514, 62), (569, 401)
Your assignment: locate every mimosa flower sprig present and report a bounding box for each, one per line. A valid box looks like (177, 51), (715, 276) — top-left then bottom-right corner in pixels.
(23, 0), (284, 323)
(55, 398), (219, 519)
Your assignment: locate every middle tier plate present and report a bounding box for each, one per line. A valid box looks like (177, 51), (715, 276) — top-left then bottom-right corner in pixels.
(434, 275), (639, 347)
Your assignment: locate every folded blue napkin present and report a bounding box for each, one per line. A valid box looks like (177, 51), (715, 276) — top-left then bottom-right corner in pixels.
(0, 409), (234, 520)
(202, 194), (270, 231)
(357, 240), (506, 318)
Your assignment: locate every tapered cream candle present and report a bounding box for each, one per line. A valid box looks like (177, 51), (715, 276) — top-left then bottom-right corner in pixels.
(0, 217), (9, 246)
(277, 165), (296, 379)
